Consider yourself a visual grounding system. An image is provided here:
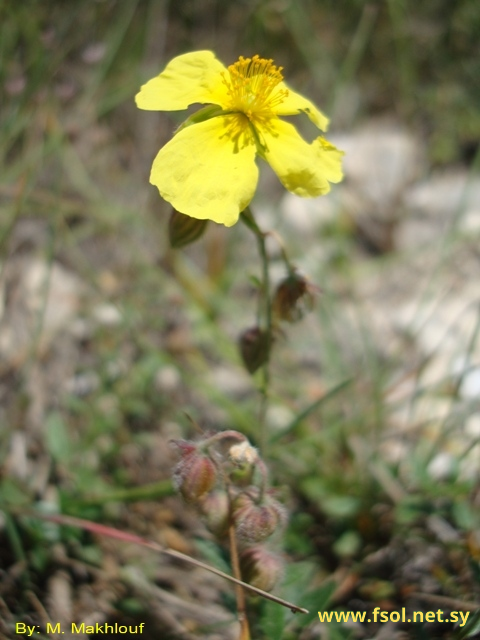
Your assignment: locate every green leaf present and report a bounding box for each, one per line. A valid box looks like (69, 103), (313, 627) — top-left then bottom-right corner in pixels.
(259, 599), (287, 640)
(194, 538), (231, 575)
(333, 530), (362, 557)
(321, 496), (360, 518)
(0, 478), (31, 508)
(452, 499), (480, 531)
(45, 412), (73, 462)
(454, 610), (480, 639)
(300, 478), (360, 518)
(298, 582), (337, 630)
(270, 378), (353, 443)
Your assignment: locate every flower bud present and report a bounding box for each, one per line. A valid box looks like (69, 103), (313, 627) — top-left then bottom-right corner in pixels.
(238, 326), (270, 374)
(199, 490), (230, 537)
(171, 440), (217, 503)
(239, 545), (283, 592)
(272, 272), (315, 323)
(169, 209), (208, 248)
(228, 440), (258, 486)
(229, 440), (258, 466)
(232, 489), (286, 543)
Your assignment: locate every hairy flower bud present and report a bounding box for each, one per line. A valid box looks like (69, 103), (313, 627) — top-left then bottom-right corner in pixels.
(229, 440), (258, 466)
(228, 440), (258, 485)
(169, 209), (208, 248)
(239, 545), (283, 592)
(171, 440), (217, 503)
(272, 272), (316, 323)
(199, 489), (230, 537)
(232, 489), (286, 543)
(238, 326), (270, 374)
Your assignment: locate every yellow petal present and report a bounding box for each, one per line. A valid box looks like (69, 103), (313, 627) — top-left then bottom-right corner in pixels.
(260, 119), (344, 197)
(150, 115), (258, 226)
(274, 83), (330, 131)
(314, 137), (345, 183)
(135, 51), (229, 112)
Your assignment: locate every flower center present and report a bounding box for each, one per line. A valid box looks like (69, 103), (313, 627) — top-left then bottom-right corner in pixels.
(222, 55), (288, 121)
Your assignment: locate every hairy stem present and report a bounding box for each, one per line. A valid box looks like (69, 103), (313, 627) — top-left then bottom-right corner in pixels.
(240, 208), (273, 453)
(228, 519), (251, 640)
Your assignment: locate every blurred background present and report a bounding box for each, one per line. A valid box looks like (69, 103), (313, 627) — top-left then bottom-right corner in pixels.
(1, 1), (479, 638)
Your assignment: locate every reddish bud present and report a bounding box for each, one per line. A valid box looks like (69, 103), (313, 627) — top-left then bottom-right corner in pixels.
(232, 489), (286, 543)
(238, 326), (271, 374)
(171, 440), (217, 503)
(239, 545), (283, 592)
(272, 273), (316, 323)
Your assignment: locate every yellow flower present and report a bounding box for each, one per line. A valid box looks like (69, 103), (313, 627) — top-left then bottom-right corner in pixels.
(136, 51), (344, 227)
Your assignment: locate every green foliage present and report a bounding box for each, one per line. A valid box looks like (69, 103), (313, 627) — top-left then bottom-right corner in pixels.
(256, 561), (339, 639)
(45, 411), (73, 462)
(455, 611), (480, 640)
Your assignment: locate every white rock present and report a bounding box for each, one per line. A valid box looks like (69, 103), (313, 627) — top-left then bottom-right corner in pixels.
(465, 414), (480, 439)
(6, 432), (28, 480)
(459, 367), (480, 399)
(427, 452), (455, 481)
(331, 120), (424, 215)
(0, 258), (85, 361)
(404, 171), (480, 220)
(265, 404), (296, 432)
(155, 365), (182, 393)
(399, 171), (480, 249)
(459, 444), (480, 481)
(92, 302), (122, 326)
(208, 365), (251, 398)
(279, 190), (339, 234)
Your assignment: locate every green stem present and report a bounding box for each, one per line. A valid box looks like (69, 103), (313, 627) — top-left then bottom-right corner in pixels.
(256, 231), (271, 451)
(71, 480), (175, 506)
(202, 430), (248, 449)
(240, 208), (273, 453)
(227, 487), (251, 639)
(4, 511), (30, 591)
(268, 229), (295, 276)
(255, 457), (270, 502)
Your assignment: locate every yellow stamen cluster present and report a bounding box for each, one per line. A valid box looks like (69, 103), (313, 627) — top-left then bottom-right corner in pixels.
(222, 55), (289, 121)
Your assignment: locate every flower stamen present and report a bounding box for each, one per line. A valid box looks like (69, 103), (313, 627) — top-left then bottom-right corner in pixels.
(222, 54), (289, 121)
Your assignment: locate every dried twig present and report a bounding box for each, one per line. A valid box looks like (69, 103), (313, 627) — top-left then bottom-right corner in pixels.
(19, 510), (309, 614)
